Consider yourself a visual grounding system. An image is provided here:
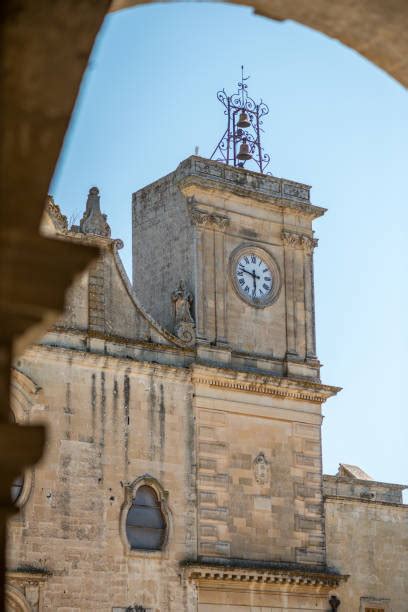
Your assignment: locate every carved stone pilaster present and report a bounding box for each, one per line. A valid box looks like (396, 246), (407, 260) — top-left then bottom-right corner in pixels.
(282, 229), (318, 360)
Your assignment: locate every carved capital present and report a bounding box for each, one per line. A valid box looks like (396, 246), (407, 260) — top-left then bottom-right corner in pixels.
(282, 230), (299, 248)
(190, 207), (230, 230)
(301, 235), (318, 254)
(282, 230), (318, 253)
(187, 198), (229, 230)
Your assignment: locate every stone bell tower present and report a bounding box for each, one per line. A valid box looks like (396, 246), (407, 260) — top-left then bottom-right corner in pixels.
(133, 165), (323, 383)
(133, 70), (324, 380)
(131, 74), (344, 609)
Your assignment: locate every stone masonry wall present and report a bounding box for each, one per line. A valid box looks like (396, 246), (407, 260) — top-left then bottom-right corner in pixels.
(8, 345), (196, 612)
(194, 383), (326, 567)
(325, 497), (408, 611)
(132, 174), (194, 333)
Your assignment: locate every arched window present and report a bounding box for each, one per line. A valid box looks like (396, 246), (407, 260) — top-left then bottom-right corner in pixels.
(126, 485), (166, 551)
(11, 474), (24, 504)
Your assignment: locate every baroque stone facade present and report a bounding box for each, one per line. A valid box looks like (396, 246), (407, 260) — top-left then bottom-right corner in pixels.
(3, 2), (408, 607)
(6, 158), (407, 611)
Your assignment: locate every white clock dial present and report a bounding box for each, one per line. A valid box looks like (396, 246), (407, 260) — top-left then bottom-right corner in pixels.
(235, 253), (273, 302)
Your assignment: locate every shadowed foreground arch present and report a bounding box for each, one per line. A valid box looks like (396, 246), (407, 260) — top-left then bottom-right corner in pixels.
(1, 0), (407, 608)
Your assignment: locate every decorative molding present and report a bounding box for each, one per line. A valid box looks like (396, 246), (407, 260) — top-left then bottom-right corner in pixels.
(6, 570), (49, 612)
(120, 474), (171, 557)
(193, 376), (325, 403)
(282, 230), (318, 253)
(182, 157), (312, 203)
(110, 241), (194, 349)
(184, 564), (348, 587)
(188, 197), (230, 230)
(192, 366), (340, 404)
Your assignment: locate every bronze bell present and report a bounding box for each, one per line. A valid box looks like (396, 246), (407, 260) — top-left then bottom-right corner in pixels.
(237, 139), (252, 161)
(237, 110), (250, 128)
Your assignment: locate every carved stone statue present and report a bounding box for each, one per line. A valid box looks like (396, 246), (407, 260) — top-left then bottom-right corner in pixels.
(171, 280), (195, 345)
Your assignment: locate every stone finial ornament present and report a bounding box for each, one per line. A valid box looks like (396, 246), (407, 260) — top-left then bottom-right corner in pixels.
(79, 186), (111, 237)
(171, 280), (195, 346)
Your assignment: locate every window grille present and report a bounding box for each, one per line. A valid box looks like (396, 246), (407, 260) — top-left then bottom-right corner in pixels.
(126, 485), (166, 551)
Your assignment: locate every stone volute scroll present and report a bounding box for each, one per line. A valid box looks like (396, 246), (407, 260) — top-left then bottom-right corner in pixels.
(171, 280), (196, 346)
(253, 452), (270, 485)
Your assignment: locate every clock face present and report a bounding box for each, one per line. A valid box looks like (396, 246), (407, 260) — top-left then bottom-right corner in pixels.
(235, 253), (273, 303)
(230, 245), (280, 307)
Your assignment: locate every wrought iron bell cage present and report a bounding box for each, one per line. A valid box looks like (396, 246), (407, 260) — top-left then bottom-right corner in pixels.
(210, 66), (271, 174)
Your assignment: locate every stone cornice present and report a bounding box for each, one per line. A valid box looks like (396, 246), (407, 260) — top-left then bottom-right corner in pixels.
(20, 342), (339, 403)
(7, 570), (50, 583)
(182, 562), (347, 587)
(176, 156), (326, 220)
(49, 327), (194, 355)
(324, 495), (408, 509)
(192, 364), (340, 403)
(23, 343), (192, 382)
(323, 474), (407, 490)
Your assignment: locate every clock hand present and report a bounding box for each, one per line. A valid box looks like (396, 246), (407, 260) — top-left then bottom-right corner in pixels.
(239, 266), (260, 280)
(252, 270), (257, 294)
(239, 267), (255, 277)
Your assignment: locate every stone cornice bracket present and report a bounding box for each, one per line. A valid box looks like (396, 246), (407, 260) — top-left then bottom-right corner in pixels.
(187, 197), (230, 230)
(282, 230), (318, 253)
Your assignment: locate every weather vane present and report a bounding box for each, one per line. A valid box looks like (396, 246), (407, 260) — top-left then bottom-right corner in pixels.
(210, 66), (271, 174)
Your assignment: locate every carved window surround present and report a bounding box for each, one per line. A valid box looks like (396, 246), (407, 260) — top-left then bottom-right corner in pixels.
(119, 474), (172, 559)
(6, 571), (49, 612)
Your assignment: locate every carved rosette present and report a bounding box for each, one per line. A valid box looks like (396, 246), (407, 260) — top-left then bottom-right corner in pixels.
(282, 230), (318, 253)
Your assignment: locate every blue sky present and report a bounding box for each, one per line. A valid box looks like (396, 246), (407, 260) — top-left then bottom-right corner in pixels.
(51, 3), (408, 493)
